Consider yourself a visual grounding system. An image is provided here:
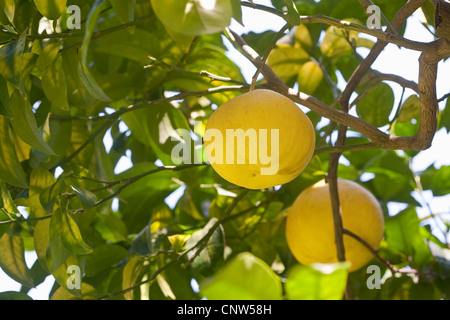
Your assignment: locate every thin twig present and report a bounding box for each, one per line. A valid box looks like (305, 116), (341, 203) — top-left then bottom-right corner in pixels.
(250, 23), (290, 91)
(146, 56), (247, 86)
(343, 228), (436, 277)
(183, 189), (250, 266)
(96, 188), (249, 300)
(71, 163), (208, 214)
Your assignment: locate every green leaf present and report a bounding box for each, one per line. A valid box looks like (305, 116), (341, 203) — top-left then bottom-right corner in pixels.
(231, 0), (243, 25)
(267, 46), (309, 82)
(0, 115), (28, 188)
(0, 291), (32, 300)
(356, 82), (395, 127)
(96, 28), (162, 65)
(185, 218), (225, 276)
(297, 60), (323, 95)
(320, 24), (356, 58)
(78, 0), (112, 102)
(0, 0), (15, 25)
(397, 95), (420, 122)
(438, 98), (450, 133)
(282, 0), (301, 26)
(33, 219), (51, 273)
(39, 175), (64, 214)
(242, 30), (278, 57)
(84, 244), (128, 277)
(33, 0), (67, 20)
(122, 256), (145, 300)
(384, 207), (433, 268)
(121, 103), (190, 164)
(42, 55), (69, 111)
(392, 118), (419, 137)
(49, 206), (93, 269)
(0, 30), (26, 87)
(200, 252), (283, 300)
(109, 0), (135, 25)
(130, 224), (153, 256)
(0, 182), (21, 237)
(0, 233), (35, 288)
(70, 185), (97, 211)
(8, 90), (55, 155)
(151, 0), (234, 35)
(160, 264), (198, 299)
(285, 262), (349, 300)
(420, 164), (450, 197)
(163, 27), (195, 55)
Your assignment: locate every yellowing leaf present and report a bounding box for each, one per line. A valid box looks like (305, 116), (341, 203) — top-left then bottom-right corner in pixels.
(0, 115), (28, 188)
(0, 233), (35, 288)
(297, 61), (324, 95)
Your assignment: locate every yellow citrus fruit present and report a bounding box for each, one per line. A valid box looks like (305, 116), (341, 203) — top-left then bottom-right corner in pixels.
(204, 89), (315, 189)
(285, 179), (384, 272)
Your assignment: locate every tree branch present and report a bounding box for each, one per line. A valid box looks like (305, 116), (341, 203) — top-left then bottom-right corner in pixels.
(343, 228), (436, 278)
(339, 0), (427, 107)
(71, 163), (208, 214)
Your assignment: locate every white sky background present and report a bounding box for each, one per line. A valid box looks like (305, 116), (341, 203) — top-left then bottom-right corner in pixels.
(1, 0), (450, 299)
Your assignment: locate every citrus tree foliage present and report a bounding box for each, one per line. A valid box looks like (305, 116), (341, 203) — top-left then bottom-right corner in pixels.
(0, 0), (449, 300)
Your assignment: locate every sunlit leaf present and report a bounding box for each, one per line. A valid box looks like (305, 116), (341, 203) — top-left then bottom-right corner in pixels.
(151, 0), (234, 35)
(0, 0), (15, 24)
(200, 252), (283, 300)
(0, 233), (35, 288)
(49, 206), (93, 270)
(285, 262), (349, 300)
(33, 0), (67, 20)
(397, 95), (420, 122)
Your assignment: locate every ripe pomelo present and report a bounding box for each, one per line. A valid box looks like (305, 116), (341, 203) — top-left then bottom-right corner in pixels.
(204, 89), (315, 189)
(285, 179), (384, 272)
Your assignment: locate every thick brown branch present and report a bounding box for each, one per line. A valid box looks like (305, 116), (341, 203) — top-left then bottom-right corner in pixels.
(436, 0), (450, 39)
(339, 0), (427, 107)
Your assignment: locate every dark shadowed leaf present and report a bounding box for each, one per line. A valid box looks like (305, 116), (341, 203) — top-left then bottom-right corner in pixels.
(186, 218), (225, 276)
(356, 82), (395, 127)
(70, 185), (97, 211)
(384, 207), (433, 268)
(84, 244), (129, 277)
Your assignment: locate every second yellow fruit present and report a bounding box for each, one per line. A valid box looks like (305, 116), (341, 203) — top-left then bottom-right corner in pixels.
(285, 179), (384, 272)
(204, 89), (315, 190)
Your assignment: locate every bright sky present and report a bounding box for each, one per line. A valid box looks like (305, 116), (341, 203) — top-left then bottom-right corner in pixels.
(1, 0), (449, 300)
